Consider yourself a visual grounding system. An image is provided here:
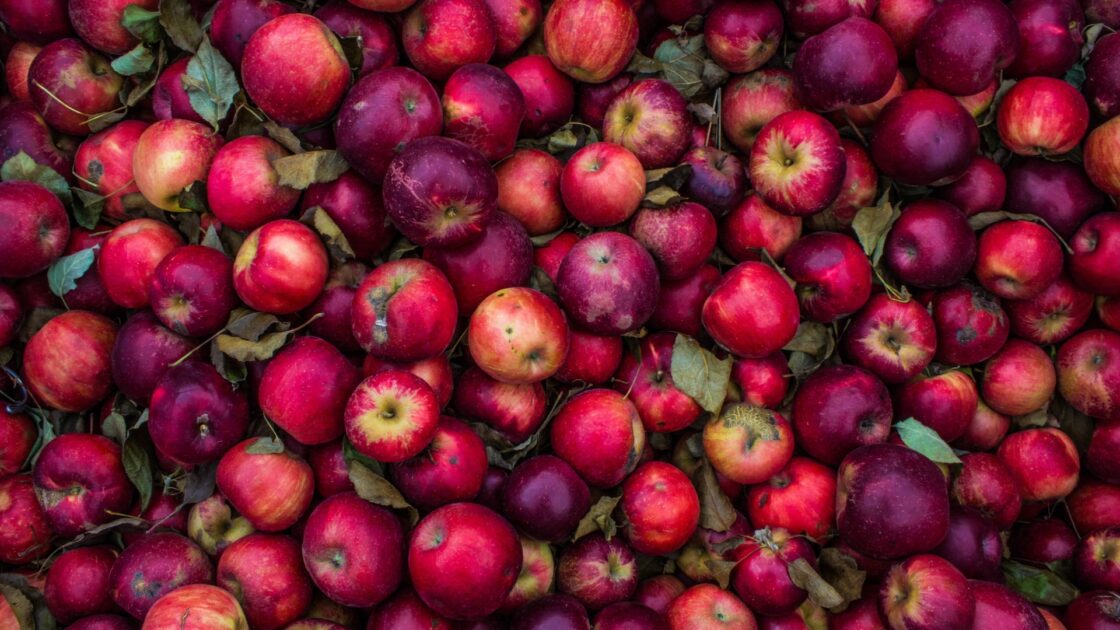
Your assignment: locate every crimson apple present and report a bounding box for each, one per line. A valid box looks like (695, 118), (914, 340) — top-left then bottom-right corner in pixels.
(140, 584), (248, 630)
(730, 352), (789, 408)
(649, 264), (722, 337)
(1068, 478), (1120, 533)
(982, 338), (1056, 416)
(442, 63), (524, 162)
(453, 366), (546, 443)
(555, 330), (625, 386)
(0, 407), (34, 476)
(870, 88), (978, 186)
(23, 310), (116, 412)
(603, 79), (690, 169)
(557, 533), (637, 611)
(938, 156), (1007, 217)
(703, 261), (799, 358)
(402, 0), (496, 81)
(98, 219), (184, 309)
(345, 369), (441, 463)
(840, 293), (937, 384)
(721, 69), (801, 153)
(631, 202), (718, 281)
(149, 245), (235, 339)
(132, 119), (224, 212)
(148, 361), (249, 465)
(468, 287), (569, 383)
(73, 120), (147, 220)
(550, 388), (645, 488)
(705, 0), (783, 73)
(914, 0), (1018, 95)
(1006, 0), (1085, 77)
(502, 455), (590, 542)
(495, 149), (566, 236)
(0, 181), (69, 279)
(352, 258), (458, 361)
(1085, 32), (1120, 118)
(560, 142), (645, 228)
(216, 533), (312, 630)
(998, 427), (1080, 502)
(1058, 329), (1120, 421)
(543, 0), (637, 83)
(1007, 160), (1104, 241)
(1085, 113), (1120, 195)
(1066, 591), (1120, 630)
(0, 102), (76, 185)
(369, 589), (452, 629)
(315, 0), (398, 76)
(44, 546), (117, 623)
(210, 0), (293, 69)
(719, 193), (803, 262)
(969, 581), (1047, 630)
(810, 138), (879, 231)
(28, 38), (123, 135)
(896, 370), (979, 443)
(613, 332), (703, 433)
(747, 458), (836, 539)
(794, 18), (898, 112)
(934, 506), (1003, 581)
(635, 575), (685, 617)
(932, 283), (1009, 365)
(557, 231), (659, 336)
(881, 554), (975, 628)
(730, 529), (814, 616)
(484, 0), (541, 56)
(952, 453), (1022, 529)
(504, 55), (576, 137)
(207, 136), (300, 232)
(259, 337), (360, 445)
(511, 593), (591, 629)
(391, 415), (488, 509)
(785, 231), (872, 322)
(1090, 423), (1120, 484)
(109, 532), (212, 619)
(997, 77), (1088, 156)
(110, 311), (192, 404)
(749, 110), (846, 216)
(667, 584), (757, 630)
(0, 475), (51, 565)
(885, 200), (976, 288)
(233, 219), (328, 314)
(621, 461), (700, 555)
(216, 438), (314, 532)
(304, 263), (364, 354)
(151, 58), (205, 124)
(425, 211), (533, 314)
(791, 364), (891, 465)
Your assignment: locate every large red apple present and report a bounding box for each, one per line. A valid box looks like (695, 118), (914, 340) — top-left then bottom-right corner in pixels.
(749, 110), (846, 216)
(132, 119), (224, 212)
(28, 38), (123, 135)
(702, 261), (799, 358)
(0, 181), (69, 279)
(997, 77), (1089, 156)
(352, 258), (458, 361)
(603, 79), (691, 169)
(402, 0), (496, 81)
(73, 120), (148, 220)
(233, 219), (328, 314)
(543, 0), (637, 83)
(550, 388), (646, 488)
(23, 310), (116, 412)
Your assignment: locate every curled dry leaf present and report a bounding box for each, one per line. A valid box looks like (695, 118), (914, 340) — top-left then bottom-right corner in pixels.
(572, 494), (622, 541)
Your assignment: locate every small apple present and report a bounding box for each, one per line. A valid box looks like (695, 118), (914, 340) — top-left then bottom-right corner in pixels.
(785, 231), (872, 322)
(352, 258), (458, 361)
(28, 38), (123, 135)
(233, 219), (329, 314)
(704, 0), (783, 73)
(884, 199), (976, 289)
(556, 231), (660, 336)
(44, 546), (117, 623)
(0, 475), (52, 565)
(895, 370), (979, 443)
(931, 283), (1009, 366)
(721, 68), (801, 153)
(603, 79), (691, 169)
(719, 193), (803, 262)
(468, 287), (569, 384)
(149, 245), (236, 339)
(216, 438), (315, 532)
(558, 533), (637, 611)
(952, 453), (1022, 529)
(391, 415), (488, 510)
(880, 554), (974, 628)
(621, 461), (700, 556)
(667, 584), (757, 630)
(840, 293), (937, 385)
(938, 156), (1007, 217)
(345, 369), (441, 464)
(502, 455), (590, 542)
(206, 135), (300, 232)
(149, 361), (250, 465)
(109, 532), (213, 619)
(110, 311), (192, 404)
(504, 55), (576, 136)
(560, 141), (645, 228)
(495, 149), (566, 236)
(0, 181), (69, 279)
(997, 427), (1080, 502)
(981, 339), (1056, 416)
(73, 120), (148, 220)
(749, 110), (846, 216)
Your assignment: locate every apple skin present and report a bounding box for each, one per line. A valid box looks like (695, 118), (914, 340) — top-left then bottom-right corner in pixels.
(970, 581), (1048, 630)
(1006, 0), (1085, 78)
(1090, 423), (1120, 484)
(749, 110), (846, 216)
(0, 407), (35, 476)
(214, 534), (311, 629)
(550, 388), (646, 488)
(667, 584), (757, 630)
(730, 352), (790, 409)
(560, 141), (645, 228)
(557, 533), (638, 611)
(997, 427), (1080, 502)
(681, 146), (747, 217)
(140, 584), (248, 630)
(335, 67), (442, 183)
(997, 77), (1089, 156)
(0, 0), (71, 43)
(838, 443), (950, 560)
(5, 43), (39, 100)
(976, 220), (1065, 302)
(933, 506), (1003, 581)
(468, 287), (569, 384)
(719, 193), (803, 263)
(132, 119), (224, 213)
(69, 0), (159, 55)
(0, 181), (69, 279)
(149, 245), (236, 339)
(557, 231), (660, 336)
(604, 79), (691, 169)
(307, 440), (354, 499)
(0, 475), (52, 565)
(614, 332), (704, 433)
(242, 14), (350, 126)
(1007, 274), (1094, 347)
(1069, 478), (1120, 534)
(206, 136), (300, 232)
(785, 231), (872, 322)
(1070, 213), (1120, 297)
(649, 264), (721, 337)
(932, 283), (1009, 366)
(896, 370), (978, 442)
(1058, 329), (1120, 421)
(1074, 527), (1120, 592)
(353, 259), (458, 361)
(914, 0), (1018, 95)
(630, 202), (718, 282)
(409, 502), (523, 620)
(23, 310), (117, 412)
(391, 415), (488, 510)
(425, 211), (533, 314)
(1065, 591), (1120, 630)
(98, 219), (185, 309)
(840, 293), (937, 385)
(703, 261), (800, 358)
(510, 593), (591, 630)
(0, 101), (76, 189)
(259, 337), (362, 446)
(453, 365), (546, 443)
(345, 369), (441, 464)
(151, 58), (206, 124)
(792, 364), (892, 466)
(314, 0), (399, 76)
(704, 0), (783, 73)
(110, 311), (193, 404)
(747, 457), (837, 539)
(215, 438), (315, 532)
(301, 493), (405, 608)
(28, 38), (123, 136)
(43, 546), (117, 623)
(1085, 33), (1120, 118)
(938, 156), (1007, 217)
(233, 219), (328, 314)
(1005, 160), (1105, 241)
(951, 452), (1022, 529)
(594, 602), (667, 630)
(873, 0), (936, 58)
(402, 0), (496, 82)
(495, 149), (566, 236)
(881, 554), (975, 629)
(1011, 518), (1077, 569)
(1084, 114), (1120, 195)
(721, 69), (801, 153)
(730, 529), (815, 617)
(885, 200), (976, 289)
(794, 17), (898, 112)
(111, 534), (214, 618)
(210, 0), (294, 70)
(504, 55), (576, 137)
(304, 180), (393, 265)
(148, 361), (250, 465)
(635, 575), (685, 617)
(442, 63), (525, 162)
(870, 88), (979, 186)
(483, 0), (542, 57)
(369, 589), (453, 629)
(73, 120), (148, 221)
(543, 0), (638, 84)
(809, 137), (879, 231)
(535, 232), (579, 282)
(621, 461), (700, 556)
(981, 339), (1056, 416)
(501, 455), (590, 542)
(555, 330), (625, 386)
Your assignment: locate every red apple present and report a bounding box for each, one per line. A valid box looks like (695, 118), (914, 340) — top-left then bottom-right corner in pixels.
(216, 438), (314, 532)
(1085, 113), (1120, 195)
(391, 415), (488, 510)
(1069, 478), (1120, 534)
(997, 77), (1089, 156)
(0, 181), (69, 279)
(722, 69), (801, 153)
(543, 0), (637, 83)
(731, 528), (815, 616)
(28, 38), (123, 135)
(703, 404), (793, 486)
(207, 135), (300, 232)
(747, 457), (837, 539)
(667, 584), (757, 630)
(555, 329), (625, 386)
(98, 219), (184, 309)
(453, 366), (546, 443)
(345, 369), (441, 464)
(730, 352), (789, 408)
(981, 339), (1056, 416)
(314, 0), (399, 76)
(649, 263), (721, 337)
(594, 602), (666, 630)
(719, 193), (803, 262)
(613, 332), (703, 433)
(0, 101), (76, 188)
(44, 546), (117, 623)
(1058, 329), (1120, 421)
(215, 534), (311, 630)
(504, 55), (576, 137)
(442, 63), (525, 162)
(933, 506), (1003, 580)
(603, 79), (690, 169)
(1074, 528), (1120, 592)
(233, 219), (328, 314)
(467, 286), (568, 383)
(809, 138), (879, 231)
(703, 261), (799, 358)
(210, 0), (294, 70)
(840, 293), (937, 384)
(0, 407), (34, 476)
(494, 149), (566, 236)
(885, 200), (976, 288)
(152, 58), (206, 125)
(550, 388), (646, 488)
(132, 119), (224, 212)
(681, 146), (747, 217)
(484, 0), (541, 56)
(794, 17), (898, 112)
(881, 554), (974, 629)
(621, 461), (700, 555)
(402, 0), (496, 81)
(69, 0), (158, 55)
(556, 231), (659, 336)
(302, 173), (395, 262)
(511, 593), (591, 629)
(1070, 213), (1120, 297)
(0, 475), (51, 565)
(896, 370), (979, 443)
(23, 310), (116, 412)
(952, 452), (1022, 529)
(932, 283), (1009, 366)
(501, 455), (590, 542)
(149, 245), (236, 339)
(558, 533), (638, 610)
(976, 219), (1064, 301)
(352, 258), (458, 361)
(1085, 32), (1120, 118)
(149, 361), (250, 465)
(785, 231), (872, 322)
(1065, 591), (1120, 630)
(3, 42), (39, 100)
(870, 88), (979, 186)
(631, 202), (718, 281)
(635, 575), (685, 617)
(110, 532), (213, 620)
(705, 0), (783, 73)
(914, 0), (1018, 95)
(997, 427), (1079, 502)
(110, 311), (192, 404)
(970, 581), (1047, 630)
(938, 156), (1007, 217)
(1090, 423), (1120, 484)
(425, 211), (533, 314)
(141, 584), (248, 630)
(792, 364), (892, 465)
(560, 141), (645, 228)
(749, 110), (846, 216)
(259, 337), (361, 446)
(73, 119), (148, 220)
(1006, 0), (1085, 78)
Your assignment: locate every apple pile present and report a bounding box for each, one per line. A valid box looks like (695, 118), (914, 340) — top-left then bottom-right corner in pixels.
(2, 0), (1120, 628)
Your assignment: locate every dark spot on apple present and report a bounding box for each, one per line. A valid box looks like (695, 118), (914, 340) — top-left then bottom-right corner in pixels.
(87, 159), (104, 184)
(956, 325), (977, 344)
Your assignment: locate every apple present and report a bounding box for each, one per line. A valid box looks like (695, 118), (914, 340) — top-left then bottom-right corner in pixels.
(613, 332), (703, 433)
(98, 219), (184, 309)
(621, 461), (700, 555)
(784, 231), (872, 322)
(838, 444), (950, 559)
(307, 440), (354, 498)
(914, 0), (1018, 95)
(73, 120), (148, 220)
(28, 38), (123, 136)
(881, 554), (975, 628)
(391, 415), (488, 509)
(649, 264), (722, 337)
(556, 231), (659, 336)
(452, 366), (546, 443)
(44, 546), (117, 623)
(560, 142), (645, 228)
(132, 119), (224, 212)
(631, 203), (718, 282)
(4, 42), (40, 100)
(141, 584), (248, 630)
(976, 219), (1065, 302)
(0, 475), (52, 565)
(730, 352), (790, 409)
(1058, 329), (1120, 421)
(242, 14), (350, 126)
(23, 310), (116, 412)
(749, 110), (846, 216)
(667, 584), (757, 630)
(1066, 591), (1120, 630)
(557, 533), (637, 611)
(216, 534), (312, 630)
(510, 594), (591, 629)
(932, 283), (1009, 366)
(335, 67), (442, 183)
(0, 100), (77, 185)
(933, 506), (1003, 580)
(794, 18), (898, 112)
(345, 369), (441, 464)
(109, 532), (213, 619)
(504, 55), (577, 136)
(0, 407), (35, 476)
(702, 405), (792, 488)
(425, 211), (533, 314)
(873, 0), (937, 58)
(0, 0), (71, 43)
(1090, 423), (1120, 484)
(704, 0), (783, 73)
(997, 427), (1079, 502)
(501, 455), (590, 542)
(938, 156), (1007, 217)
(1084, 112), (1120, 195)
(233, 219), (328, 314)
(110, 311), (192, 404)
(1073, 527), (1120, 592)
(152, 58), (206, 124)
(301, 493), (405, 608)
(1006, 0), (1085, 78)
(1085, 32), (1120, 118)
(809, 138), (879, 231)
(57, 229), (117, 315)
(149, 245), (236, 338)
(997, 77), (1089, 156)
(594, 602), (666, 630)
(1011, 518), (1077, 569)
(69, 0), (159, 55)
(442, 63), (525, 162)
(981, 339), (1056, 416)
(969, 581), (1047, 630)
(0, 181), (69, 279)
(1005, 159), (1105, 239)
(210, 0), (294, 70)
(1007, 274), (1094, 346)
(215, 438), (314, 532)
(352, 258), (458, 361)
(467, 286), (568, 384)
(681, 146), (746, 217)
(555, 330), (625, 386)
(187, 494), (254, 557)
(207, 136), (300, 232)
(495, 149), (566, 236)
(885, 200), (976, 288)
(1068, 478), (1120, 534)
(703, 261), (799, 358)
(149, 358), (250, 465)
(791, 364), (892, 465)
(956, 405), (1014, 459)
(635, 575), (685, 617)
(315, 0), (399, 76)
(897, 370), (979, 443)
(746, 458), (836, 539)
(402, 0), (496, 81)
(369, 589), (452, 628)
(483, 0), (541, 57)
(543, 0), (637, 83)
(1070, 213), (1120, 297)
(719, 193), (803, 262)
(729, 529), (814, 616)
(721, 69), (801, 153)
(840, 293), (937, 384)
(304, 263), (367, 352)
(952, 453), (1022, 529)
(258, 337), (361, 446)
(550, 388), (646, 488)
(603, 79), (690, 169)
(409, 502), (522, 620)
(873, 89), (979, 187)
(367, 356), (456, 411)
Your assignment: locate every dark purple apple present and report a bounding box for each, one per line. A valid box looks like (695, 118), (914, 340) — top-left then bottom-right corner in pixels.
(0, 101), (75, 183)
(442, 63), (526, 162)
(793, 17), (898, 112)
(557, 533), (637, 611)
(914, 0), (1019, 95)
(871, 88), (979, 186)
(1085, 32), (1120, 119)
(148, 361), (250, 466)
(1006, 0), (1084, 78)
(884, 199), (976, 288)
(152, 58), (206, 124)
(937, 155), (1007, 216)
(1004, 158), (1105, 239)
(783, 231), (872, 323)
(510, 594), (590, 630)
(681, 146), (746, 217)
(110, 311), (193, 404)
(28, 38), (123, 136)
(423, 210), (533, 313)
(933, 506), (1003, 581)
(792, 364), (892, 466)
(314, 0), (399, 76)
(501, 455), (591, 543)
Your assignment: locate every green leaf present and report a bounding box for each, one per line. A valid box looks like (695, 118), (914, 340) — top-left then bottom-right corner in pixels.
(101, 412), (129, 444)
(121, 5), (164, 44)
(339, 35), (365, 72)
(71, 188), (105, 230)
(226, 308), (287, 341)
(111, 43), (155, 76)
(178, 180), (209, 213)
(1064, 63), (1087, 90)
(181, 38), (238, 129)
(122, 436), (154, 510)
(348, 460), (419, 526)
(244, 436), (285, 455)
(572, 494), (621, 541)
(1, 151), (70, 200)
(179, 461), (217, 504)
(1002, 560), (1080, 606)
(215, 330), (292, 362)
(272, 150), (350, 189)
(47, 248), (96, 298)
(783, 321), (836, 380)
(262, 121), (304, 154)
(201, 225), (224, 253)
(159, 0), (204, 53)
(693, 459), (737, 532)
(851, 192), (899, 265)
(818, 547), (867, 612)
(894, 417), (962, 464)
(653, 35), (707, 98)
(670, 333), (732, 414)
(0, 583), (35, 629)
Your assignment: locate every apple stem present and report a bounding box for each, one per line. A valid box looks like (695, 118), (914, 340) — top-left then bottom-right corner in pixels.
(842, 113), (867, 146)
